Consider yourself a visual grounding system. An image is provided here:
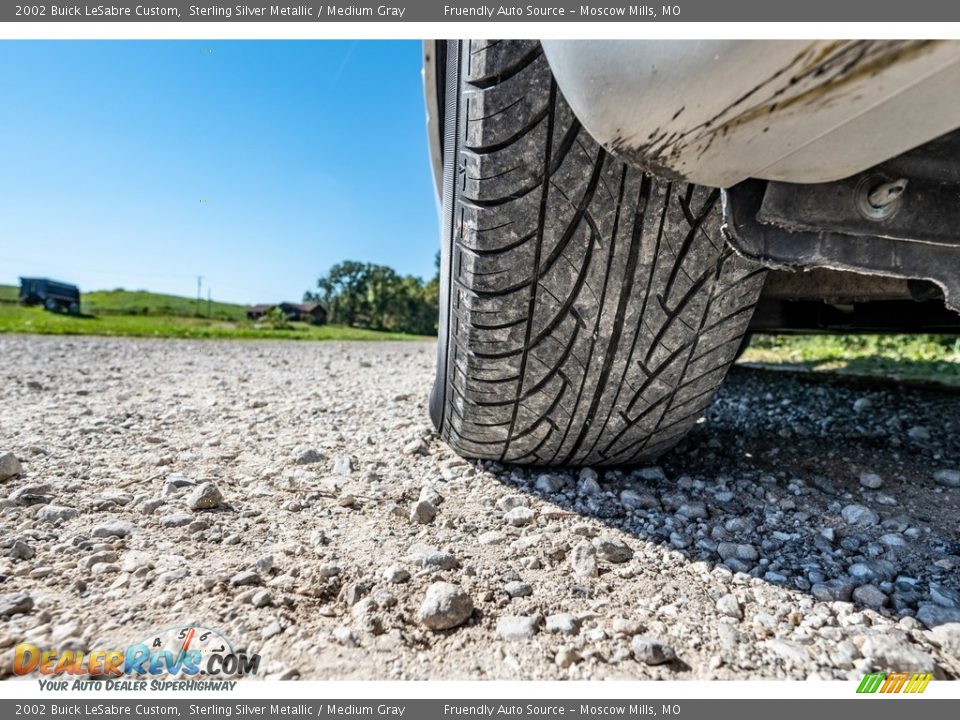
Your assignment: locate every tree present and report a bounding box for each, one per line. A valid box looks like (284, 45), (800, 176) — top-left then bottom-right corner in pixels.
(310, 257), (440, 335)
(316, 260), (371, 327)
(366, 264), (400, 330)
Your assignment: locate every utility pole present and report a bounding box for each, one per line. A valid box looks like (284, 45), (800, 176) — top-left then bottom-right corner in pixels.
(207, 288), (212, 319)
(196, 275), (204, 317)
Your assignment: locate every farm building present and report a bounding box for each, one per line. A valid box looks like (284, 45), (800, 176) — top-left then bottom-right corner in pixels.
(246, 302), (327, 325)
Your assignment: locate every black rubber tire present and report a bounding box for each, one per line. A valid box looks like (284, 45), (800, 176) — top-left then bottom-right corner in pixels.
(430, 40), (767, 466)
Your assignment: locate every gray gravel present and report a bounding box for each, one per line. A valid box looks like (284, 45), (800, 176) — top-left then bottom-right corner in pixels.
(0, 335), (958, 680)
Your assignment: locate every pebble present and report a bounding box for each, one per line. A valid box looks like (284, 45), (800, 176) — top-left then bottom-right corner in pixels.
(504, 581), (532, 598)
(332, 454), (355, 476)
(917, 604), (960, 627)
(631, 636), (676, 665)
(317, 562), (341, 577)
(933, 469), (960, 488)
(416, 582), (473, 630)
(859, 472), (883, 489)
(0, 452), (23, 481)
(929, 623), (960, 656)
(853, 397), (873, 413)
(545, 613), (580, 635)
(555, 646), (581, 668)
(10, 539), (35, 560)
(717, 542), (759, 563)
(811, 579), (854, 602)
(593, 536), (633, 563)
(418, 485), (443, 507)
(496, 615), (539, 640)
(716, 594), (743, 620)
(929, 583), (960, 609)
(570, 540), (598, 578)
(851, 584), (888, 608)
(122, 551), (153, 573)
(619, 489), (660, 510)
(907, 426), (931, 442)
(848, 560), (897, 584)
(0, 592), (34, 617)
(9, 483), (53, 506)
(534, 474), (563, 494)
(610, 618), (642, 636)
(503, 506), (535, 527)
(677, 502), (708, 520)
(188, 482), (223, 510)
(422, 550), (458, 571)
(409, 499), (437, 525)
(262, 621), (283, 639)
(478, 531), (507, 546)
(251, 590), (272, 608)
(635, 467), (667, 482)
(140, 498), (164, 515)
(383, 565), (410, 584)
(37, 505), (78, 524)
(861, 635), (935, 673)
(841, 504), (879, 526)
(164, 473), (195, 490)
(878, 533), (906, 547)
(577, 469), (601, 497)
(764, 639), (809, 665)
(496, 495), (526, 512)
(159, 568), (187, 583)
(293, 447), (324, 465)
(160, 512), (193, 528)
(230, 570), (262, 587)
(331, 626), (357, 646)
(403, 439), (426, 455)
(92, 520), (136, 538)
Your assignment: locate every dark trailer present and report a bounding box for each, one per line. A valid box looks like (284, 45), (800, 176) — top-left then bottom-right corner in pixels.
(19, 277), (81, 315)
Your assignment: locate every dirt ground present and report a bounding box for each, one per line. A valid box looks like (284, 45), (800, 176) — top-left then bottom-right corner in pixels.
(1, 336), (958, 681)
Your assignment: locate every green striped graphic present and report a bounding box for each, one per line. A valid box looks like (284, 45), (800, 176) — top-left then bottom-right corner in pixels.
(857, 673), (886, 693)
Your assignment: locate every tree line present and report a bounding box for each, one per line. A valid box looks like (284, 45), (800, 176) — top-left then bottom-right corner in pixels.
(304, 256), (440, 336)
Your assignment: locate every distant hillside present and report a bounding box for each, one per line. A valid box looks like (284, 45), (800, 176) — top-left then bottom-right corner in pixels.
(82, 289), (248, 320)
(0, 284), (248, 320)
(0, 284), (19, 303)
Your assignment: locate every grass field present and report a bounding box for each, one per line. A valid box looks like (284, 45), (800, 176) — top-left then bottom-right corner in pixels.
(0, 305), (424, 341)
(0, 286), (425, 341)
(82, 288), (249, 320)
(0, 284), (19, 303)
(742, 333), (960, 386)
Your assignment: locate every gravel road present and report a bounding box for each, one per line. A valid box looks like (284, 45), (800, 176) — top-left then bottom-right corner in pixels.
(1, 335), (958, 680)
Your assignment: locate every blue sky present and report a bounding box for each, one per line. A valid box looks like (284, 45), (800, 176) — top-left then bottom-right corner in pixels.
(0, 41), (439, 304)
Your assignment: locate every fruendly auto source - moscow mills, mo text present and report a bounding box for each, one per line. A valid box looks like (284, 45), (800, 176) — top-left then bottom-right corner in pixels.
(443, 5), (663, 17)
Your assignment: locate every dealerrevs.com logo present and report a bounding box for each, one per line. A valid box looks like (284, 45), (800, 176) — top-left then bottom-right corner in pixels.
(857, 672), (934, 694)
(14, 625), (261, 691)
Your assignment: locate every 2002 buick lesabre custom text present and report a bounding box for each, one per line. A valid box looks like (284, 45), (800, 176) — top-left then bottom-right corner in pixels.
(19, 704), (178, 716)
(40, 4), (181, 16)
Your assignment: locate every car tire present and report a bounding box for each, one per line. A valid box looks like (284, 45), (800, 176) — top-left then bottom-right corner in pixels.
(430, 40), (767, 466)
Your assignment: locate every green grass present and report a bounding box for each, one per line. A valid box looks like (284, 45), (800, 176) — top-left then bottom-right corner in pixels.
(0, 284), (19, 303)
(0, 304), (426, 341)
(82, 288), (249, 321)
(742, 334), (960, 386)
